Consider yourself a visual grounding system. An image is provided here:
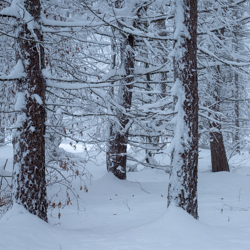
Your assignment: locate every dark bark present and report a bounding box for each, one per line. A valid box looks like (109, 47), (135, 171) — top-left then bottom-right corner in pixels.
(106, 48), (116, 174)
(206, 22), (229, 172)
(234, 72), (240, 154)
(13, 0), (48, 221)
(107, 30), (134, 179)
(157, 17), (168, 100)
(144, 47), (155, 165)
(167, 0), (198, 219)
(209, 83), (229, 172)
(106, 18), (135, 180)
(0, 103), (5, 144)
(210, 129), (229, 172)
(0, 119), (4, 144)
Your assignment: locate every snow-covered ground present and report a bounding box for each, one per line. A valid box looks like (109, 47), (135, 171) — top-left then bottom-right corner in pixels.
(1, 145), (250, 249)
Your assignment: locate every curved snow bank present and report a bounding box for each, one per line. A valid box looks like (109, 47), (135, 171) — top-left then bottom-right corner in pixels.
(112, 206), (250, 250)
(0, 204), (61, 250)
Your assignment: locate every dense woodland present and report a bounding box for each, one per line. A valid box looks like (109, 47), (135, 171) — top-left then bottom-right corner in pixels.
(0, 0), (250, 222)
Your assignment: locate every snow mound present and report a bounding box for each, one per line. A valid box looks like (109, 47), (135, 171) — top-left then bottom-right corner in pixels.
(0, 204), (60, 250)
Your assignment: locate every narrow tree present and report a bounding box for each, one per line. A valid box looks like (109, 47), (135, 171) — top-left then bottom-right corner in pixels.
(107, 34), (134, 180)
(12, 0), (48, 221)
(209, 68), (229, 172)
(206, 27), (230, 172)
(107, 0), (135, 180)
(167, 0), (198, 219)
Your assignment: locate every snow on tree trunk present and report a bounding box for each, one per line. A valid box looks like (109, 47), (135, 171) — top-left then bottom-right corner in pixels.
(234, 71), (240, 153)
(107, 34), (134, 180)
(106, 0), (135, 180)
(106, 36), (117, 174)
(0, 116), (4, 144)
(167, 0), (198, 219)
(12, 0), (48, 221)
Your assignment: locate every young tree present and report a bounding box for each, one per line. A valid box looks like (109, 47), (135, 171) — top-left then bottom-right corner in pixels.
(167, 0), (198, 219)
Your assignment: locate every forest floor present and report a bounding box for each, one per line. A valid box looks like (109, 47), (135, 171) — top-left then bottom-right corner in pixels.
(1, 144), (250, 249)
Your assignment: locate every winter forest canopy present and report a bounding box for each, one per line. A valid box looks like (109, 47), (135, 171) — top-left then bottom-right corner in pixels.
(1, 0), (250, 247)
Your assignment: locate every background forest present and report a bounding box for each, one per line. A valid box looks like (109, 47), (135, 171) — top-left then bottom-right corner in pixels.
(1, 0), (250, 249)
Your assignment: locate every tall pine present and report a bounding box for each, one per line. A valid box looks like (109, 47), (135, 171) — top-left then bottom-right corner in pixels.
(167, 0), (198, 219)
(12, 0), (47, 221)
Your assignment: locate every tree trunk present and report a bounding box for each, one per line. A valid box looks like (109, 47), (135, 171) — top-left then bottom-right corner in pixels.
(167, 0), (198, 219)
(13, 0), (48, 222)
(232, 4), (242, 155)
(209, 80), (229, 172)
(106, 36), (116, 173)
(234, 70), (240, 154)
(0, 115), (4, 144)
(107, 27), (134, 179)
(145, 49), (156, 165)
(210, 129), (229, 172)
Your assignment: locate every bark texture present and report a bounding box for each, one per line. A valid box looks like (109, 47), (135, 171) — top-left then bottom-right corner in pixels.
(210, 130), (229, 172)
(13, 0), (48, 221)
(209, 84), (229, 172)
(167, 0), (198, 219)
(107, 34), (134, 180)
(0, 120), (4, 144)
(234, 72), (240, 153)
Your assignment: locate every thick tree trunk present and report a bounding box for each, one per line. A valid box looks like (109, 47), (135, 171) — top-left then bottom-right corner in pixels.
(13, 0), (48, 221)
(167, 0), (198, 219)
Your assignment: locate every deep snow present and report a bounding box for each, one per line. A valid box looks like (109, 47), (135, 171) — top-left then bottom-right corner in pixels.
(1, 144), (250, 250)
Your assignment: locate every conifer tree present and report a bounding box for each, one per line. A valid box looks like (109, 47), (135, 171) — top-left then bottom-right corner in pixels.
(167, 0), (198, 219)
(12, 0), (48, 222)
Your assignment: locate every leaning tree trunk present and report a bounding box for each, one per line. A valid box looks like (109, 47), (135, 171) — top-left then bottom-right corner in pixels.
(167, 0), (198, 219)
(12, 0), (48, 221)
